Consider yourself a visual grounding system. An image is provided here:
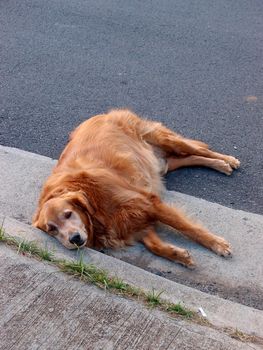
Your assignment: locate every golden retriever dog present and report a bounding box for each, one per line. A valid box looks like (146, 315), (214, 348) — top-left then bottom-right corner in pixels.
(33, 109), (240, 267)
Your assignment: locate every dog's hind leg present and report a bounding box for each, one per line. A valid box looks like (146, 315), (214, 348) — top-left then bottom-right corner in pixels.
(150, 197), (232, 257)
(167, 156), (233, 175)
(142, 227), (195, 267)
(141, 120), (240, 169)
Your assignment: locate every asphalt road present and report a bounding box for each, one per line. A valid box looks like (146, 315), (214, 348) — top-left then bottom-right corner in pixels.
(0, 0), (262, 214)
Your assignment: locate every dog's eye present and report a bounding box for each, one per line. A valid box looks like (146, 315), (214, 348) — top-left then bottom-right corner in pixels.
(47, 224), (57, 233)
(64, 211), (72, 219)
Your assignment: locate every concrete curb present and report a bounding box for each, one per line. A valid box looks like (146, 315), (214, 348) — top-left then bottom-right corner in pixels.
(2, 215), (263, 339)
(1, 144), (263, 308)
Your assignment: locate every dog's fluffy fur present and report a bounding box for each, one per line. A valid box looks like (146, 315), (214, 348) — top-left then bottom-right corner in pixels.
(33, 109), (240, 266)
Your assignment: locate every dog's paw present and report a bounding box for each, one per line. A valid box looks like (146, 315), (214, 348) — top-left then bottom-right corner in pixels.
(181, 251), (196, 268)
(225, 156), (240, 169)
(170, 247), (196, 268)
(183, 257), (196, 269)
(214, 160), (233, 175)
(222, 163), (233, 176)
(211, 237), (232, 257)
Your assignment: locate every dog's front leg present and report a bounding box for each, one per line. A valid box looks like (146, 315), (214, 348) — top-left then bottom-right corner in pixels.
(142, 227), (195, 267)
(151, 198), (232, 257)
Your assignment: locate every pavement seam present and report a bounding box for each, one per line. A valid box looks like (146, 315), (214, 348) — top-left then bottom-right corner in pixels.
(165, 326), (183, 349)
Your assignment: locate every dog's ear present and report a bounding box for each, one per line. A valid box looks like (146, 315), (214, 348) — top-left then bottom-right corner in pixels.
(68, 191), (95, 215)
(32, 187), (65, 227)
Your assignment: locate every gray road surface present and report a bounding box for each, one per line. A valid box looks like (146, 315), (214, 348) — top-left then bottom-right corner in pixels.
(0, 0), (262, 214)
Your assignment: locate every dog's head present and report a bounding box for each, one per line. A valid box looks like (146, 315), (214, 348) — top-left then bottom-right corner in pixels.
(33, 191), (95, 249)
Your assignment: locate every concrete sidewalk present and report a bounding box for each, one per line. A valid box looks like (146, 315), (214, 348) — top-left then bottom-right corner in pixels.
(1, 145), (263, 309)
(0, 245), (258, 350)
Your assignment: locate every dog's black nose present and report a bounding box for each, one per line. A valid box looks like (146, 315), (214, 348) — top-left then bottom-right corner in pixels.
(69, 232), (84, 246)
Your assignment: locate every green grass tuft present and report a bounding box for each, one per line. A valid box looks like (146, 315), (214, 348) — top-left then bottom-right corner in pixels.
(58, 254), (110, 287)
(0, 227), (18, 245)
(166, 303), (193, 318)
(146, 288), (163, 307)
(0, 227), (5, 242)
(0, 227), (54, 262)
(16, 240), (54, 261)
(108, 277), (129, 291)
(17, 240), (40, 255)
(38, 246), (55, 261)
